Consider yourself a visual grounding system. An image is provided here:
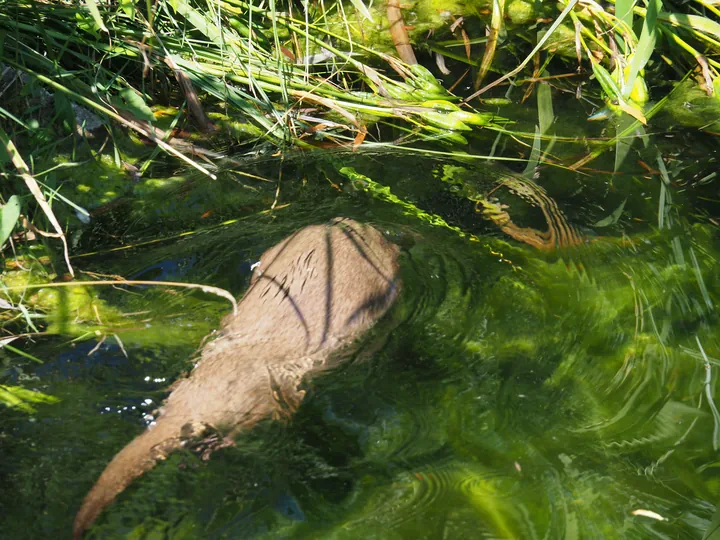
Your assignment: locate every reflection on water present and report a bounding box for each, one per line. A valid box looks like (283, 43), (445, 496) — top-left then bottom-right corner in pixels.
(2, 153), (720, 540)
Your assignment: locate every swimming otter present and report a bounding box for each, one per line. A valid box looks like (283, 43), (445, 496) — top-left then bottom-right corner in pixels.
(73, 217), (401, 538)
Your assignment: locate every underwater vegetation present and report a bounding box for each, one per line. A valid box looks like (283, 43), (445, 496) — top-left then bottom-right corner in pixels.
(0, 150), (718, 537)
(1, 0), (720, 536)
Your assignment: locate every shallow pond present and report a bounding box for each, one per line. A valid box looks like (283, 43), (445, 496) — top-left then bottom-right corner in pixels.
(2, 125), (720, 539)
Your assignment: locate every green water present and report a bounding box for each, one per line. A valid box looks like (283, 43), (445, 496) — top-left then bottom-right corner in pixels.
(2, 139), (720, 540)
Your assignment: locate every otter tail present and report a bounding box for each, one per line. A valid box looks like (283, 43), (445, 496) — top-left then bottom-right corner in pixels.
(73, 418), (181, 539)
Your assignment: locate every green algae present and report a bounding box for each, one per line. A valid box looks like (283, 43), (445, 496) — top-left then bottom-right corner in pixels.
(2, 147), (720, 539)
(665, 79), (720, 132)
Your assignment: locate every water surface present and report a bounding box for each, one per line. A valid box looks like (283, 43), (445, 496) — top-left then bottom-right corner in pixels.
(2, 137), (720, 540)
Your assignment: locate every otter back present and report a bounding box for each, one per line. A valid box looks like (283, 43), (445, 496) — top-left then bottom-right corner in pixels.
(73, 217), (401, 538)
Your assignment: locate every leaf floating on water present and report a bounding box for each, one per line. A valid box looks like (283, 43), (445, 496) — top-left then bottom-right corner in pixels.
(0, 194), (21, 247)
(0, 384), (60, 413)
(114, 89), (155, 123)
(593, 199), (627, 227)
(631, 509), (667, 521)
(590, 61), (647, 124)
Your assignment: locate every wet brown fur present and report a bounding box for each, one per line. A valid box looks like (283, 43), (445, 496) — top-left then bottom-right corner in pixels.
(73, 217), (401, 538)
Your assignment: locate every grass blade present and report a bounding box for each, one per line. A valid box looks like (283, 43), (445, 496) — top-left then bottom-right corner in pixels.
(475, 0), (506, 88)
(624, 0), (661, 99)
(0, 127), (74, 277)
(0, 195), (21, 247)
(349, 0), (374, 22)
(465, 0), (579, 100)
(83, 0), (108, 33)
